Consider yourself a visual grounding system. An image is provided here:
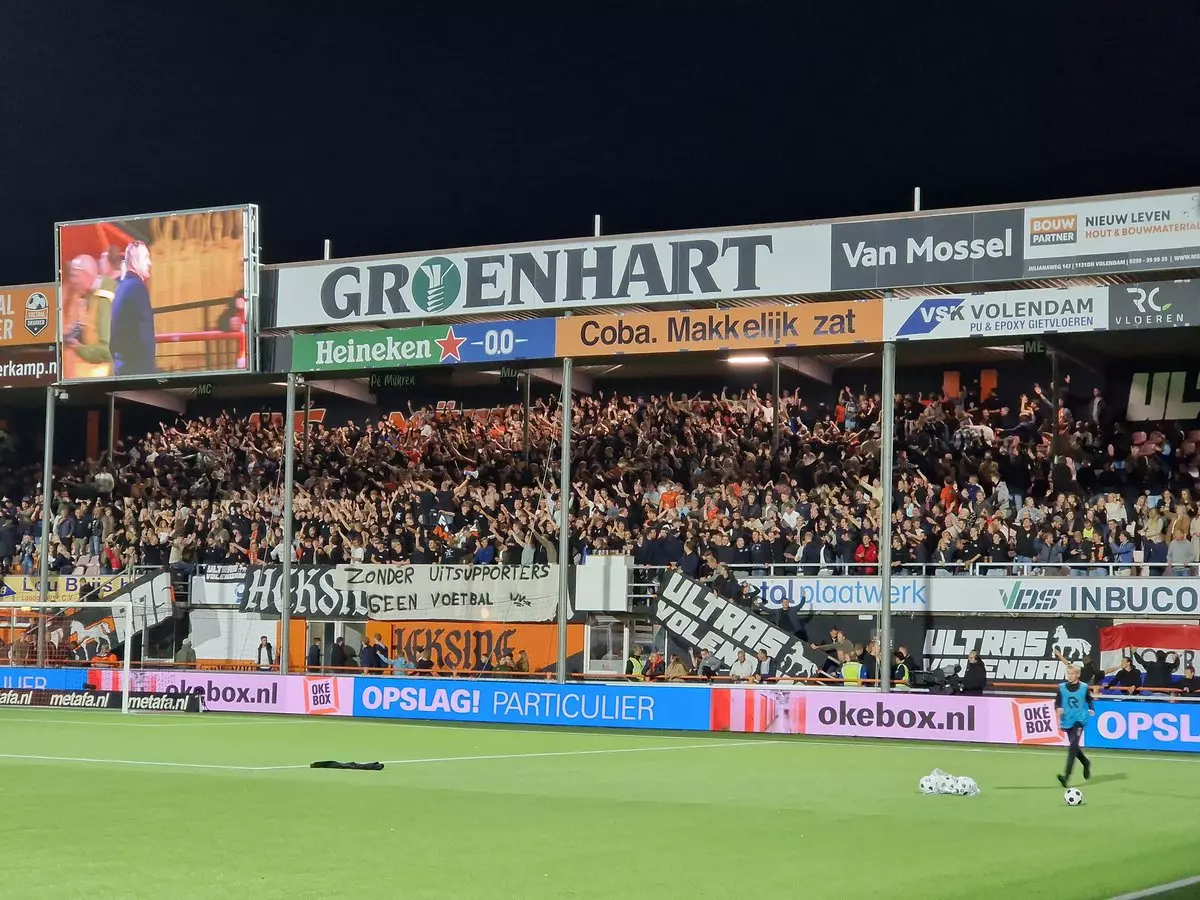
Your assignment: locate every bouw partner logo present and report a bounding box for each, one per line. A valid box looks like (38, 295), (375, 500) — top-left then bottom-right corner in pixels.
(1001, 582), (1061, 612)
(412, 257), (462, 314)
(896, 297), (964, 336)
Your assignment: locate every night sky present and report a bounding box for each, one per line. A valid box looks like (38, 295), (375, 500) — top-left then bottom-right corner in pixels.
(2, 4), (1197, 285)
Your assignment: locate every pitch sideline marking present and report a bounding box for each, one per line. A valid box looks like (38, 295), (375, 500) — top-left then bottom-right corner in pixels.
(0, 740), (767, 772)
(1108, 875), (1200, 900)
(2, 709), (1199, 765)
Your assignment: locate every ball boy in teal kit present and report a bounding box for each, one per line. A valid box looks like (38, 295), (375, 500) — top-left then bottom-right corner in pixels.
(1055, 664), (1094, 787)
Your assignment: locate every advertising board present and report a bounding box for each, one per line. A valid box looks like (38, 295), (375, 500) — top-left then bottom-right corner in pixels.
(883, 286), (1107, 342)
(291, 319), (558, 372)
(712, 689), (1070, 745)
(1107, 281), (1200, 330)
(0, 344), (58, 388)
(0, 284), (55, 347)
(1023, 191), (1200, 277)
(556, 300), (881, 357)
(56, 205), (257, 380)
(87, 669), (353, 716)
(273, 226), (830, 328)
(753, 575), (1200, 616)
(0, 667), (87, 691)
(270, 189), (1200, 328)
(711, 689), (1068, 746)
(352, 677), (712, 730)
(1088, 700), (1200, 754)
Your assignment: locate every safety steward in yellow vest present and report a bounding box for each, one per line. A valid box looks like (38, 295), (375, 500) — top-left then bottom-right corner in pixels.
(892, 650), (911, 688)
(626, 645), (646, 681)
(840, 651), (864, 687)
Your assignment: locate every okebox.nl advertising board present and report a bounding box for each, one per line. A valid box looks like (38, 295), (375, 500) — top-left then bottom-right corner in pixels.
(352, 677), (712, 730)
(711, 689), (1068, 746)
(87, 670), (353, 716)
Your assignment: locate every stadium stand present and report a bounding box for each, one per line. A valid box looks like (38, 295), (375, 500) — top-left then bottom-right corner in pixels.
(1, 370), (1198, 588)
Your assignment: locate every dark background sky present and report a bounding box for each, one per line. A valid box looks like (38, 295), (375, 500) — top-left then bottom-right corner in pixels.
(1, 3), (1197, 284)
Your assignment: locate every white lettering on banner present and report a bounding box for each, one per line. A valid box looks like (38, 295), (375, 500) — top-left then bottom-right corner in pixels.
(231, 564), (560, 621)
(359, 685), (479, 714)
(655, 572), (817, 676)
(1125, 371), (1200, 421)
(921, 625), (1092, 683)
(272, 227), (830, 328)
(752, 576), (1200, 616)
(1096, 710), (1200, 744)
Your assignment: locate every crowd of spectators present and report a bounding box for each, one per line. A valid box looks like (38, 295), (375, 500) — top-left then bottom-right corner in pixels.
(0, 373), (1199, 585)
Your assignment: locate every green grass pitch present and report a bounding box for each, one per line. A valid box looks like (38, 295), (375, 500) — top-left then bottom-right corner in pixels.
(1, 708), (1197, 900)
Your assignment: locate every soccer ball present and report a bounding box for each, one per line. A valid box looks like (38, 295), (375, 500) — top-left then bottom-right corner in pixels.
(919, 776), (937, 794)
(1064, 788), (1084, 806)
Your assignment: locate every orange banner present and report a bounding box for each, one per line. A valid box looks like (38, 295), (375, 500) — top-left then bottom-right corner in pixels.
(555, 300), (882, 357)
(0, 284), (55, 347)
(366, 621), (584, 673)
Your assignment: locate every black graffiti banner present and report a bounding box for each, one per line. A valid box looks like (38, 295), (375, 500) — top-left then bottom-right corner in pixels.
(654, 572), (818, 677)
(803, 615), (1105, 684)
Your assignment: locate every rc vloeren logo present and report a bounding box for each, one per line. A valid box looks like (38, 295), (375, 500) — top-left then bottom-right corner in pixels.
(412, 257), (462, 314)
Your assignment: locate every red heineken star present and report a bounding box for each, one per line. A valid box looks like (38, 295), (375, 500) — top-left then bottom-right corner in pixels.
(436, 327), (465, 362)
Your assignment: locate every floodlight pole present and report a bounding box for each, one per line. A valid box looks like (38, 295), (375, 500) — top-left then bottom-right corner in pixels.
(280, 371), (297, 674)
(36, 385), (56, 666)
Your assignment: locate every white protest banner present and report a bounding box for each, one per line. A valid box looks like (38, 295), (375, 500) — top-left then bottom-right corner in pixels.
(655, 572), (818, 676)
(234, 564), (560, 622)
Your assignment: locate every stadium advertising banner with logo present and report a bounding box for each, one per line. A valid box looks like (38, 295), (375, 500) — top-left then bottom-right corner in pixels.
(291, 318), (558, 373)
(655, 572), (820, 676)
(711, 689), (1068, 746)
(56, 205), (258, 381)
(0, 573), (138, 605)
(272, 225), (831, 328)
(1107, 280), (1200, 330)
(753, 575), (1200, 616)
(1024, 191), (1200, 278)
(88, 670), (354, 715)
(0, 283), (55, 346)
(883, 286), (1108, 341)
(1088, 700), (1200, 754)
(352, 676), (712, 730)
(0, 344), (58, 388)
(556, 300), (881, 357)
(233, 564), (560, 622)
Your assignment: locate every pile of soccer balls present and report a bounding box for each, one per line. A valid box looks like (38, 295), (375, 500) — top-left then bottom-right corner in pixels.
(919, 768), (981, 796)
